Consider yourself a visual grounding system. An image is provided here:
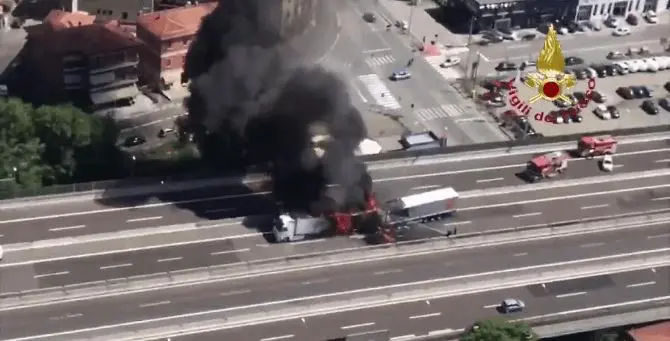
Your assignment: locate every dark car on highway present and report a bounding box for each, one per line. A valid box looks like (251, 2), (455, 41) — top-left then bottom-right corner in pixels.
(363, 12), (376, 23)
(565, 56), (584, 66)
(495, 62), (518, 72)
(607, 105), (621, 118)
(616, 87), (635, 99)
(641, 100), (659, 115)
(123, 135), (146, 147)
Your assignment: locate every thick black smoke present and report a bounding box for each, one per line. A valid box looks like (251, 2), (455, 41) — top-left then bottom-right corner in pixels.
(185, 0), (372, 214)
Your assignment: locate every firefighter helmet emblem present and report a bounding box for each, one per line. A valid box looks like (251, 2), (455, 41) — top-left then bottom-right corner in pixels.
(523, 24), (576, 104)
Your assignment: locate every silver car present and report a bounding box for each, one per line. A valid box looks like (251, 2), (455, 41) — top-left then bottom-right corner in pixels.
(500, 298), (525, 313)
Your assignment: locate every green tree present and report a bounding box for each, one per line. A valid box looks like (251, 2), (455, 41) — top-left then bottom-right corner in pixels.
(461, 319), (537, 341)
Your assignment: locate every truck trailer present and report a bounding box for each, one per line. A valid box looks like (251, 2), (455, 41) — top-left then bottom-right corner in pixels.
(386, 187), (459, 223)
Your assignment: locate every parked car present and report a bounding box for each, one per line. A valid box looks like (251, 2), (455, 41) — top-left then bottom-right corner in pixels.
(665, 82), (670, 92)
(520, 60), (536, 70)
(573, 68), (589, 79)
(362, 12), (376, 23)
(607, 51), (626, 60)
(601, 154), (614, 172)
(440, 56), (461, 68)
(594, 104), (612, 120)
(659, 98), (670, 112)
(616, 87), (635, 99)
(592, 90), (607, 103)
(641, 100), (660, 115)
(587, 20), (602, 31)
(607, 105), (621, 118)
(644, 10), (658, 23)
(123, 135), (146, 147)
(500, 298), (525, 314)
(613, 27), (632, 36)
(565, 56), (584, 66)
(605, 16), (620, 28)
(158, 127), (175, 138)
(603, 64), (617, 76)
(592, 65), (608, 77)
(626, 13), (639, 25)
(612, 62), (628, 74)
(631, 86), (651, 98)
(495, 62), (518, 71)
(521, 33), (537, 41)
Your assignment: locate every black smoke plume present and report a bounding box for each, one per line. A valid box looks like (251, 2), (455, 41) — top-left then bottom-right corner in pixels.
(185, 0), (372, 214)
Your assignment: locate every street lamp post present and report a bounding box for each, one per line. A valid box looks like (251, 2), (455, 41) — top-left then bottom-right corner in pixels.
(463, 17), (477, 94)
(408, 0), (415, 40)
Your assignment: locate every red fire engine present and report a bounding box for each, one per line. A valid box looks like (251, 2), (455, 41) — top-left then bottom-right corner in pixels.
(577, 135), (617, 158)
(525, 151), (569, 183)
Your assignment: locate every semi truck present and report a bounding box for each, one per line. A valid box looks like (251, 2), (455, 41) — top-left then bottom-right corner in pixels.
(272, 187), (459, 243)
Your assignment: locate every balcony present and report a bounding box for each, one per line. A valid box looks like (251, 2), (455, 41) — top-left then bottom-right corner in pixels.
(89, 60), (139, 75)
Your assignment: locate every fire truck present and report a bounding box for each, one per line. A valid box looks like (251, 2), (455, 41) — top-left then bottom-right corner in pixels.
(577, 135), (617, 158)
(524, 151), (569, 183)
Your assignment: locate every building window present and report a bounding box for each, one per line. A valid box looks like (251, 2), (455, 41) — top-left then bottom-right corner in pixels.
(577, 5), (592, 20)
(122, 12), (128, 20)
(592, 4), (598, 15)
(643, 0), (658, 11)
(600, 4), (605, 14)
(628, 1), (633, 11)
(607, 3), (613, 12)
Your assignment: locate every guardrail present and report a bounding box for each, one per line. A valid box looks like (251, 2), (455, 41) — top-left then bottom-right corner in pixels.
(0, 128), (667, 202)
(19, 250), (670, 341)
(2, 212), (668, 309)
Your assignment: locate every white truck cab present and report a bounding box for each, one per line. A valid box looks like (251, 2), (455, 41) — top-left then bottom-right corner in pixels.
(0, 245), (3, 261)
(272, 213), (330, 242)
(601, 154), (614, 172)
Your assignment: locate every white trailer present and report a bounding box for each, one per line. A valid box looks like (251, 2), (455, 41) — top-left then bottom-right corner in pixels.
(387, 187), (458, 223)
(272, 213), (331, 242)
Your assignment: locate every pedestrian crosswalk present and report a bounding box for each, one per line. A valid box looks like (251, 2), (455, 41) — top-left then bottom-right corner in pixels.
(424, 55), (465, 80)
(414, 104), (467, 122)
(357, 74), (401, 109)
(318, 55), (353, 71)
(365, 55), (396, 68)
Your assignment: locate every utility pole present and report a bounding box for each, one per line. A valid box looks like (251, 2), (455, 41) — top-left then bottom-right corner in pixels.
(462, 17), (476, 94)
(408, 0), (415, 40)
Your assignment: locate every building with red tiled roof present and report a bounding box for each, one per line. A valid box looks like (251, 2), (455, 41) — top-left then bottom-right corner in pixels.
(626, 322), (670, 341)
(136, 3), (215, 91)
(24, 10), (143, 108)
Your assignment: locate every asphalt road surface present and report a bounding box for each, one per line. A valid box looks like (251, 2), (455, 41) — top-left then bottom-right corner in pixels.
(2, 254), (667, 340)
(164, 267), (669, 341)
(0, 139), (667, 244)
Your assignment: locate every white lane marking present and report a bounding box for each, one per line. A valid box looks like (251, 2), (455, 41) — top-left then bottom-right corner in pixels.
(375, 163), (524, 183)
(210, 248), (251, 256)
(301, 278), (330, 285)
(652, 197), (670, 201)
(373, 269), (403, 275)
(476, 177), (504, 183)
(655, 159), (670, 163)
(580, 242), (605, 248)
(512, 212), (542, 218)
(648, 233), (670, 239)
(99, 263), (132, 270)
(513, 252), (528, 257)
(220, 289), (252, 297)
(556, 291), (587, 298)
(0, 234), (4, 238)
(626, 281), (656, 288)
(429, 329), (454, 335)
(353, 82), (368, 103)
(349, 234), (366, 239)
(411, 185), (441, 190)
(204, 208), (234, 214)
(443, 221), (471, 227)
(126, 216), (163, 223)
(460, 183), (670, 211)
(613, 164), (624, 169)
(156, 257), (182, 263)
(341, 322), (376, 330)
(48, 313), (83, 321)
(260, 335), (294, 341)
(391, 335), (417, 341)
(581, 204), (610, 210)
(0, 192), (271, 224)
(483, 304), (499, 308)
(409, 312), (441, 319)
(289, 238), (325, 245)
(48, 225), (86, 232)
(34, 271), (69, 279)
(362, 48), (392, 53)
(139, 300), (171, 308)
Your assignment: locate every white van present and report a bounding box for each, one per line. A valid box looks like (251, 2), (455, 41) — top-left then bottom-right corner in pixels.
(613, 62), (629, 74)
(643, 58), (660, 72)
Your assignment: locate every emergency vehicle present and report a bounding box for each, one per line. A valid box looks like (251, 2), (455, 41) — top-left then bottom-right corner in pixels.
(524, 151), (569, 183)
(577, 135), (617, 158)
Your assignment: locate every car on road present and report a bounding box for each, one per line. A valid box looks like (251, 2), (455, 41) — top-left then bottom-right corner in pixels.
(594, 104), (612, 119)
(601, 154), (614, 172)
(500, 298), (525, 313)
(123, 135), (146, 147)
(520, 60), (536, 70)
(613, 27), (632, 36)
(362, 12), (376, 23)
(495, 61), (517, 71)
(390, 70), (411, 81)
(565, 56), (583, 66)
(616, 87), (635, 99)
(644, 10), (658, 23)
(607, 51), (626, 60)
(607, 105), (621, 118)
(659, 98), (670, 112)
(158, 127), (175, 138)
(592, 90), (607, 103)
(440, 56), (461, 68)
(642, 100), (660, 115)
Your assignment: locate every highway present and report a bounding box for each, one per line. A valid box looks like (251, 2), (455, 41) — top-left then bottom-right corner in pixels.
(0, 173), (668, 290)
(165, 267), (670, 341)
(0, 225), (668, 339)
(0, 139), (667, 244)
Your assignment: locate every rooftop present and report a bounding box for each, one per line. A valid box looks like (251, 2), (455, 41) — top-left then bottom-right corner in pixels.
(628, 322), (670, 341)
(137, 3), (217, 41)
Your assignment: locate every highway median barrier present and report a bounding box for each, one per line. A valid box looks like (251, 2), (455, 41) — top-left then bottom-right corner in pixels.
(1, 212), (669, 310)
(0, 131), (667, 207)
(17, 250), (670, 341)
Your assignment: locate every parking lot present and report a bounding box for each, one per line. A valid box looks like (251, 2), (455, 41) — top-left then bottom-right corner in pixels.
(486, 69), (670, 137)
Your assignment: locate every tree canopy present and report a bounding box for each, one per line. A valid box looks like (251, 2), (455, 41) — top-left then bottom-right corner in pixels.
(461, 319), (538, 341)
(0, 98), (122, 193)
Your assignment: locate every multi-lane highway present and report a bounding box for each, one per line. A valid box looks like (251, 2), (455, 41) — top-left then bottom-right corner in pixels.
(0, 223), (667, 339)
(166, 267), (670, 341)
(0, 139), (667, 245)
(0, 170), (667, 292)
